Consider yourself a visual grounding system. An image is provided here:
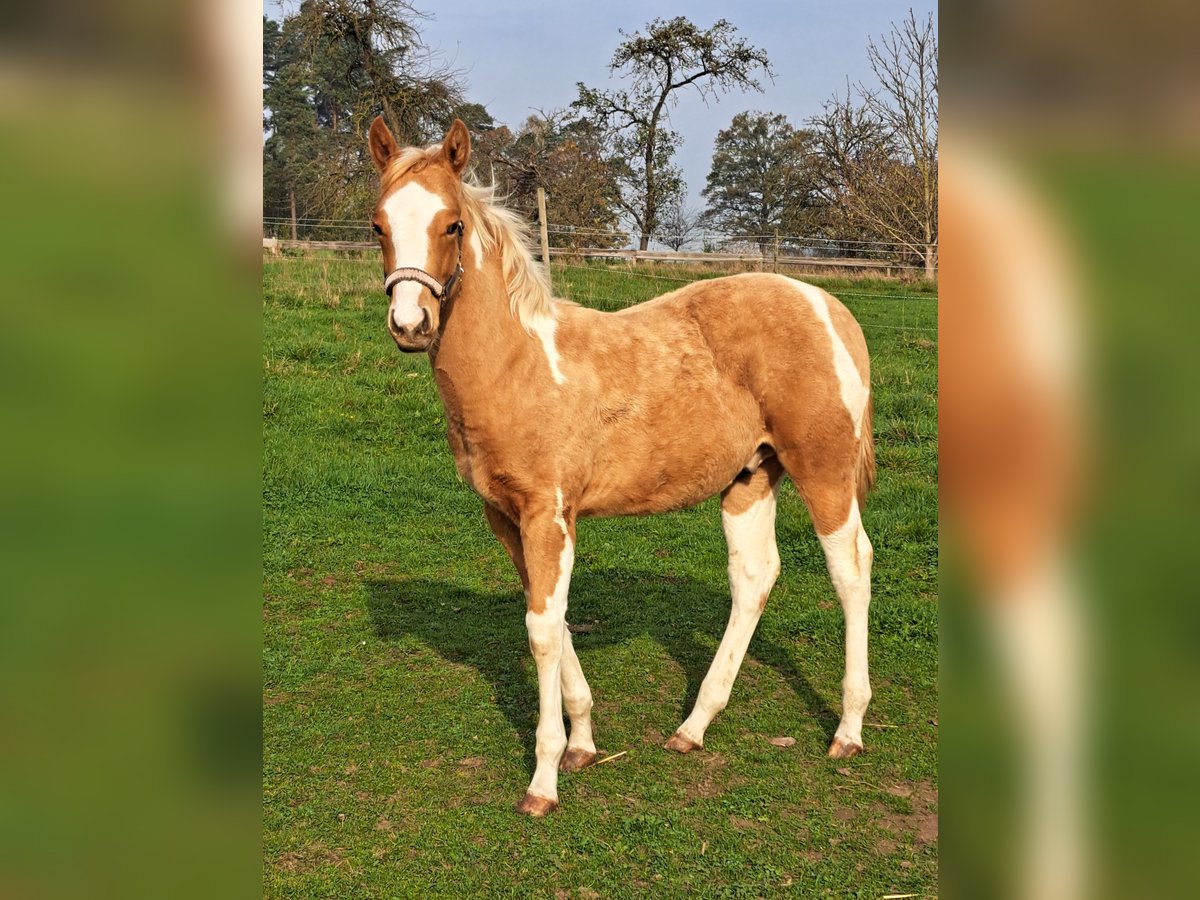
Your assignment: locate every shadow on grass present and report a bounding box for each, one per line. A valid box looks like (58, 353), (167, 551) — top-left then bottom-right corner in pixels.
(365, 569), (838, 773)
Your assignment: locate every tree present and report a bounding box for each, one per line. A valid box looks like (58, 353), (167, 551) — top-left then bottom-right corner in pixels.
(701, 111), (823, 253)
(810, 11), (938, 276)
(471, 111), (625, 251)
(573, 17), (771, 251)
(264, 16), (319, 240)
(657, 203), (703, 251)
(263, 1), (473, 228)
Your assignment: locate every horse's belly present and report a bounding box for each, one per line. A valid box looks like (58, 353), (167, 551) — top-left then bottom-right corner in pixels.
(578, 435), (754, 517)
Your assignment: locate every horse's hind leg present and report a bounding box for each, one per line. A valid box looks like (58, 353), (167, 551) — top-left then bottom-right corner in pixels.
(817, 496), (874, 758)
(666, 460), (783, 752)
(777, 453), (874, 759)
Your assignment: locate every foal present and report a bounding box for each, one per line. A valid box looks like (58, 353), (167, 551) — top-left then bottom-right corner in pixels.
(368, 118), (876, 816)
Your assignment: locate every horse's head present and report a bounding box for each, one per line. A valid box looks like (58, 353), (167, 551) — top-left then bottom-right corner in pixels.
(368, 117), (471, 352)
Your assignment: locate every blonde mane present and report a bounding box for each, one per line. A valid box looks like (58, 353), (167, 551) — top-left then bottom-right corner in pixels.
(381, 144), (555, 329)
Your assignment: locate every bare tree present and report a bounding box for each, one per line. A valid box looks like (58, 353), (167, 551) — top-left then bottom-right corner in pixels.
(657, 203), (704, 251)
(810, 11), (938, 277)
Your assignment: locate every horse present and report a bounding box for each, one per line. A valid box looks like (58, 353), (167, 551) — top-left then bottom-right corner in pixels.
(367, 116), (877, 816)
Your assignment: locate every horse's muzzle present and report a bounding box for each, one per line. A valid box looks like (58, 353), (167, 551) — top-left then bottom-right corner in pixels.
(386, 303), (433, 352)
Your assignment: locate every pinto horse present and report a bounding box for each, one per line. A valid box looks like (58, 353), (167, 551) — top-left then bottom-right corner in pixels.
(368, 117), (877, 816)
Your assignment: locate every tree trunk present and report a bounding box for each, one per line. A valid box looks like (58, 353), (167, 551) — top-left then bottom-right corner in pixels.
(923, 215), (935, 279)
(289, 187), (298, 241)
(639, 234), (649, 251)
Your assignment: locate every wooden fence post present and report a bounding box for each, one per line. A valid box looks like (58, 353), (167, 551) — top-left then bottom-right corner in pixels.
(536, 187), (551, 286)
(773, 230), (780, 274)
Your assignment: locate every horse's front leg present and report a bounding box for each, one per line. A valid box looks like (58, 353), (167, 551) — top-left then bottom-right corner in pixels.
(514, 495), (576, 816)
(483, 503), (596, 775)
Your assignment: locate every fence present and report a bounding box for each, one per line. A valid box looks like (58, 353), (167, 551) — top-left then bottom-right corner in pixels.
(263, 231), (937, 339)
(263, 211), (937, 278)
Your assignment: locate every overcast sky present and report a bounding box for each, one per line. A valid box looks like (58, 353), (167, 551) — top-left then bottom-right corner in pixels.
(265, 1), (937, 211)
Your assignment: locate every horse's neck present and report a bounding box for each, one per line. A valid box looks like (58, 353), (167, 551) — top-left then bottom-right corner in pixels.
(430, 254), (541, 389)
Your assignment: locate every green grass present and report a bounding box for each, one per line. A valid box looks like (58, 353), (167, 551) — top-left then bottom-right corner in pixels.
(263, 257), (938, 898)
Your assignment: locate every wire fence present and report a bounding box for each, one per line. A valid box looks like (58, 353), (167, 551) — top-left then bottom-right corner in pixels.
(263, 219), (938, 337)
(263, 214), (935, 268)
(547, 262), (937, 337)
(266, 212), (925, 250)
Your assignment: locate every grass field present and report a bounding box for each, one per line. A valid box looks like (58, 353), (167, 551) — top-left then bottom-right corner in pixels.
(263, 257), (938, 898)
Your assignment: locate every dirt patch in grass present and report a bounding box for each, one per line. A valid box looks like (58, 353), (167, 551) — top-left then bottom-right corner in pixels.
(729, 815), (766, 832)
(274, 842), (347, 874)
(872, 779), (938, 846)
(685, 752), (749, 800)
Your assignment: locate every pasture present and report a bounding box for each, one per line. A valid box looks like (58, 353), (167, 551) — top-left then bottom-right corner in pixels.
(263, 258), (938, 897)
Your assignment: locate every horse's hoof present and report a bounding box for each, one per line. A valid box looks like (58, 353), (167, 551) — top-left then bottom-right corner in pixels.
(516, 792), (557, 817)
(827, 736), (864, 759)
(664, 731), (702, 754)
(559, 748), (598, 773)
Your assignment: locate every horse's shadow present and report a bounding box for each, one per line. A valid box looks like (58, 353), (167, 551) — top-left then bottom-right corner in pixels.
(365, 569), (839, 772)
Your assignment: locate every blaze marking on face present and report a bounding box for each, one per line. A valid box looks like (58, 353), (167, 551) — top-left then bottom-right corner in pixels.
(793, 282), (868, 437)
(382, 182), (448, 330)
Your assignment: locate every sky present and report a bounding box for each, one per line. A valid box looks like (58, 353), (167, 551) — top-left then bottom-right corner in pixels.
(265, 1), (937, 211)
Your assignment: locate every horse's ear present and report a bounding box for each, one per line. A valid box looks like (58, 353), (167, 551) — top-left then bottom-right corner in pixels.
(368, 116), (400, 173)
(442, 119), (471, 176)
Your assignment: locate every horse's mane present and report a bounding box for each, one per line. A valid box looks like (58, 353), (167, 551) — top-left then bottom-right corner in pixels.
(381, 145), (555, 330)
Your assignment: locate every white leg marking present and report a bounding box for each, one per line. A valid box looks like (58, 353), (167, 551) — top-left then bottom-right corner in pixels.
(550, 486), (593, 752)
(818, 498), (873, 749)
(382, 182), (447, 328)
(677, 482), (781, 745)
(525, 516), (574, 803)
(559, 623), (595, 753)
(792, 281), (869, 438)
(990, 562), (1087, 900)
(527, 312), (567, 385)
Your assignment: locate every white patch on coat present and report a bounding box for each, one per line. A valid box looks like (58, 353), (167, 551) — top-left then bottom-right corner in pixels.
(469, 227), (483, 271)
(382, 182), (447, 330)
(553, 488), (567, 535)
(528, 311), (567, 385)
(792, 281), (869, 438)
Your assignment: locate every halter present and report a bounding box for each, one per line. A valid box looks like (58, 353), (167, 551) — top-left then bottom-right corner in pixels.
(382, 221), (465, 303)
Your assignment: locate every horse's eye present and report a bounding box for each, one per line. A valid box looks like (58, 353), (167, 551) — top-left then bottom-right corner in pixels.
(372, 223), (383, 236)
(446, 221), (462, 236)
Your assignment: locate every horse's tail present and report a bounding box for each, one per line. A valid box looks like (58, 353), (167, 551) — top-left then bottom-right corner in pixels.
(857, 391), (876, 509)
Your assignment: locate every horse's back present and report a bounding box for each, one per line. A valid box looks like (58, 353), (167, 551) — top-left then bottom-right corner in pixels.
(555, 274), (871, 521)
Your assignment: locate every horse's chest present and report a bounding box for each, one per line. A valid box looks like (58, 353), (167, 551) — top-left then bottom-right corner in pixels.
(443, 413), (516, 507)
(443, 414), (481, 485)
